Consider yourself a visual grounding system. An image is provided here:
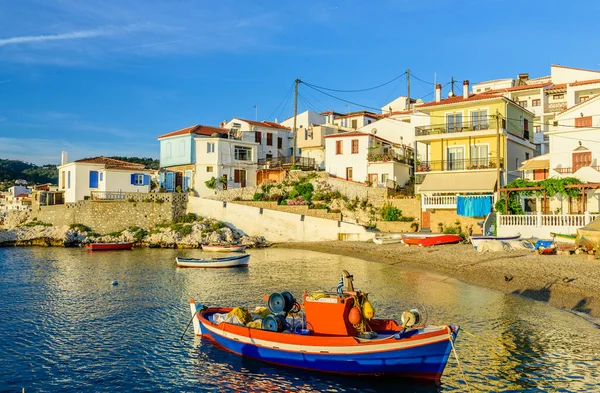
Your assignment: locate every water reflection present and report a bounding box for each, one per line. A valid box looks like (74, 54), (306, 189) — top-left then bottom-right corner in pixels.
(0, 247), (598, 392)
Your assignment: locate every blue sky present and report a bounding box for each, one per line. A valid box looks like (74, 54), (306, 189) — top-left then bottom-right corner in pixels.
(1, 0), (599, 165)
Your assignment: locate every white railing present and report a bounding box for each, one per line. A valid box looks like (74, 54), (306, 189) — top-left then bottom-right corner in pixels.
(421, 194), (496, 210)
(497, 212), (599, 238)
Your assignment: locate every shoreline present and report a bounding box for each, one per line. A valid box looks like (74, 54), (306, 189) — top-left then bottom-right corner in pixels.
(273, 241), (600, 321)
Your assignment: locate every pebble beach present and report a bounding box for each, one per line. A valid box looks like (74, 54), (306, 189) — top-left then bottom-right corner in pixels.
(275, 241), (600, 321)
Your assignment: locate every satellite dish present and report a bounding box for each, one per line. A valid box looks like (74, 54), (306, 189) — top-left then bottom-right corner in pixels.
(371, 128), (377, 135)
(448, 91), (455, 97)
(416, 98), (424, 104)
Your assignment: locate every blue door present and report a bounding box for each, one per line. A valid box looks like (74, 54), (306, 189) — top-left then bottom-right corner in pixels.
(89, 171), (99, 188)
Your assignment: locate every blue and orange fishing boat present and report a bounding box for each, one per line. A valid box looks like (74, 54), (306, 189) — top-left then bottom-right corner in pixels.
(187, 270), (459, 381)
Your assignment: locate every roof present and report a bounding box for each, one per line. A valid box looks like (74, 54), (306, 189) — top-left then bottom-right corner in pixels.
(235, 119), (290, 130)
(519, 157), (550, 171)
(334, 111), (380, 120)
(157, 124), (228, 139)
(323, 131), (403, 147)
(73, 156), (146, 170)
(14, 193), (30, 198)
(552, 64), (600, 73)
(546, 83), (567, 91)
(418, 172), (497, 193)
(416, 93), (505, 109)
(569, 78), (600, 87)
(483, 82), (552, 94)
(556, 93), (600, 117)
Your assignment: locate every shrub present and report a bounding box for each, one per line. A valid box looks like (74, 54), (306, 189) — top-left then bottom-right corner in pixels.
(410, 222), (419, 231)
(70, 223), (91, 232)
(398, 216), (415, 222)
(179, 225), (193, 237)
(294, 182), (314, 201)
(442, 225), (459, 234)
(211, 221), (226, 231)
(23, 220), (52, 227)
(253, 192), (265, 201)
(205, 177), (217, 189)
(379, 202), (401, 221)
(106, 231), (123, 237)
(127, 198), (135, 202)
(310, 203), (328, 209)
(288, 189), (300, 199)
(180, 213), (197, 223)
(142, 198), (153, 203)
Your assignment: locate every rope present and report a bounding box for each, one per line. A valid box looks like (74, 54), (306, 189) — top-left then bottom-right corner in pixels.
(449, 331), (472, 393)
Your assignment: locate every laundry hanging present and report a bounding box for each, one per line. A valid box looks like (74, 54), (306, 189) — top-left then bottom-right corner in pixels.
(457, 195), (492, 217)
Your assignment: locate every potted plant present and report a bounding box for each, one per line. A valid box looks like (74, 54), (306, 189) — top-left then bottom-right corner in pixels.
(437, 222), (444, 233)
(410, 222), (419, 232)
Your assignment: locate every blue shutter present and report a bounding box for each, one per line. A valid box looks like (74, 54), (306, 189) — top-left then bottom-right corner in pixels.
(130, 174), (135, 185)
(89, 171), (99, 188)
(159, 172), (165, 188)
(143, 175), (149, 186)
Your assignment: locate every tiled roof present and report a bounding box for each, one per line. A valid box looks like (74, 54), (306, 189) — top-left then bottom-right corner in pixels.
(335, 111), (380, 119)
(569, 78), (600, 87)
(486, 82), (552, 93)
(416, 93), (505, 109)
(323, 131), (370, 138)
(546, 83), (567, 90)
(15, 193), (30, 198)
(379, 110), (412, 118)
(556, 93), (600, 116)
(73, 156), (146, 170)
(235, 119), (290, 130)
(157, 124), (228, 139)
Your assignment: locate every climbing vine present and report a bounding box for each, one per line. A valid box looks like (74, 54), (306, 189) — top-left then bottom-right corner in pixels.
(496, 177), (583, 214)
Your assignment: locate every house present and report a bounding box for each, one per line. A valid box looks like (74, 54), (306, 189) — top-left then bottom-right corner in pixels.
(280, 110), (325, 130)
(57, 153), (152, 203)
(223, 118), (293, 163)
(518, 153), (550, 181)
(280, 110), (332, 170)
(324, 131), (413, 188)
(331, 110), (380, 130)
(158, 124), (258, 196)
(413, 81), (535, 223)
(0, 186), (32, 212)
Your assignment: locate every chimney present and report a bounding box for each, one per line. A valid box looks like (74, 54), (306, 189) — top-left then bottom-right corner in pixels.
(435, 84), (442, 102)
(61, 151), (68, 165)
(463, 80), (469, 99)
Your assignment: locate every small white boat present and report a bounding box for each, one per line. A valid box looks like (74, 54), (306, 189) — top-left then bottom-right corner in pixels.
(201, 244), (247, 252)
(176, 254), (250, 268)
(373, 234), (403, 245)
(470, 234), (520, 250)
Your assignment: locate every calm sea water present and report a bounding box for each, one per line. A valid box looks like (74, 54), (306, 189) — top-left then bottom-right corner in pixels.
(0, 247), (599, 392)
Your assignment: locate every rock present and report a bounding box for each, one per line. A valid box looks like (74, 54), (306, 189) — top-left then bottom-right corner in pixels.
(207, 231), (223, 244)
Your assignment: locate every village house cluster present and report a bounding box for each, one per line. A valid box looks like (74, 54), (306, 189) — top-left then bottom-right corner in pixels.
(28, 64), (599, 234)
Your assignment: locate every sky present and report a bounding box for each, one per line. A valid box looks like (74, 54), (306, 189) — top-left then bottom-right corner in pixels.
(1, 0), (600, 165)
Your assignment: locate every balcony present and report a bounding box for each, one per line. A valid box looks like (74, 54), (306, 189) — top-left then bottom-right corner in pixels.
(554, 166), (600, 174)
(416, 157), (503, 172)
(415, 119), (502, 137)
(367, 152), (414, 166)
(257, 156), (316, 170)
(544, 102), (567, 113)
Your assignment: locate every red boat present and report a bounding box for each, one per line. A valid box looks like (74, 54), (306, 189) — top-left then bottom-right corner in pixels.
(401, 234), (462, 247)
(86, 242), (134, 251)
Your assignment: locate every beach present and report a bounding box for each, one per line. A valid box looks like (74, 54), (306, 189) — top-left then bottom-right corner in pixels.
(274, 241), (600, 320)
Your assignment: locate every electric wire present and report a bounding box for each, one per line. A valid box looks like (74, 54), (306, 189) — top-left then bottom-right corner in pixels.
(301, 72), (406, 93)
(267, 82), (295, 122)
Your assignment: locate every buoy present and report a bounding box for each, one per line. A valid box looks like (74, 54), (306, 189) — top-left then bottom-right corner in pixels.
(112, 280), (118, 286)
(362, 299), (374, 320)
(348, 306), (362, 325)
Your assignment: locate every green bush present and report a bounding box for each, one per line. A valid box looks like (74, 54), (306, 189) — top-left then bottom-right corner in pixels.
(70, 223), (91, 232)
(398, 216), (415, 222)
(288, 189), (300, 199)
(211, 221), (226, 231)
(253, 192), (265, 201)
(23, 221), (52, 227)
(106, 231), (123, 237)
(179, 225), (193, 236)
(180, 213), (197, 223)
(442, 225), (459, 234)
(294, 182), (314, 201)
(379, 202), (401, 221)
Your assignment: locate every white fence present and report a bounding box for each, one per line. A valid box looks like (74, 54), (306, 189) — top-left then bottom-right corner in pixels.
(497, 212), (599, 238)
(421, 195), (496, 210)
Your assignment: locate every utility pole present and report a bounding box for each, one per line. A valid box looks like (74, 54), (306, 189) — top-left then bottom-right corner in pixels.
(496, 110), (501, 201)
(292, 78), (299, 168)
(451, 76), (455, 96)
(406, 69), (411, 110)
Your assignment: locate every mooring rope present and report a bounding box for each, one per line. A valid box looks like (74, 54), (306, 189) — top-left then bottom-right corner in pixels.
(449, 331), (472, 393)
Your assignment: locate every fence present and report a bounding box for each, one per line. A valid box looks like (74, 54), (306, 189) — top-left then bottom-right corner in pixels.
(497, 212), (599, 238)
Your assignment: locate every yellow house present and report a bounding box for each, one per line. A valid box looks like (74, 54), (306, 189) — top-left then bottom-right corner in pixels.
(414, 81), (535, 224)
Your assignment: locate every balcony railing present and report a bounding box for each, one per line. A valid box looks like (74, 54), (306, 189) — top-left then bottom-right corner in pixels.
(544, 102), (567, 113)
(416, 157), (503, 172)
(367, 152), (414, 166)
(554, 166), (600, 174)
(415, 119), (502, 136)
(257, 156), (316, 170)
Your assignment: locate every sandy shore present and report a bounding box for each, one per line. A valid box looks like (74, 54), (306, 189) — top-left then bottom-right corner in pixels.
(274, 241), (600, 321)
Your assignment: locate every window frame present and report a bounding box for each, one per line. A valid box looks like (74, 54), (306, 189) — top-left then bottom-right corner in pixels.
(351, 139), (359, 154)
(335, 140), (343, 155)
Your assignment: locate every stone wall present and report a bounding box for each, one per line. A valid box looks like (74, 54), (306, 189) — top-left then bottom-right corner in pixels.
(323, 177), (387, 207)
(11, 193), (187, 234)
(233, 201), (342, 221)
(429, 209), (483, 235)
(385, 198), (421, 219)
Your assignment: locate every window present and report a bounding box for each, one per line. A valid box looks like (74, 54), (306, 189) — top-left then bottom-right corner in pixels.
(133, 174), (144, 185)
(278, 137), (283, 149)
(518, 101), (528, 108)
(553, 94), (564, 100)
(534, 125), (541, 133)
(183, 170), (192, 191)
(346, 167), (353, 181)
(266, 153), (273, 160)
(336, 140), (343, 155)
(447, 146), (464, 170)
(166, 142), (172, 158)
(381, 174), (388, 184)
(207, 142), (215, 153)
(470, 145), (488, 167)
(61, 171), (65, 189)
(471, 110), (488, 130)
(89, 171), (99, 188)
(351, 119), (358, 129)
(67, 171), (71, 189)
(207, 166), (213, 172)
(484, 87), (491, 91)
(266, 133), (273, 146)
(580, 96), (590, 103)
(351, 139), (359, 154)
(255, 131), (261, 143)
(532, 99), (541, 107)
(575, 116), (592, 128)
(525, 152), (530, 160)
(234, 146), (252, 161)
(446, 113), (463, 132)
(99, 172), (103, 181)
(573, 151), (592, 172)
(179, 140), (185, 157)
(524, 119), (529, 132)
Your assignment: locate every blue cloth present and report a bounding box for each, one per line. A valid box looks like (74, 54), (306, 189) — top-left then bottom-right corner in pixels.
(457, 196), (492, 217)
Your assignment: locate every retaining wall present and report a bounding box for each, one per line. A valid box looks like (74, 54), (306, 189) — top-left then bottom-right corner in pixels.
(187, 197), (372, 242)
(233, 201), (342, 221)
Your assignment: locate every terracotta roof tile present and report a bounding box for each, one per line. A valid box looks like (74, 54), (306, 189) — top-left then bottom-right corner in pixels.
(323, 131), (370, 138)
(74, 156), (146, 170)
(546, 83), (567, 90)
(569, 78), (600, 87)
(157, 124), (228, 139)
(416, 93), (505, 109)
(557, 93), (600, 116)
(483, 82), (552, 94)
(235, 119), (290, 130)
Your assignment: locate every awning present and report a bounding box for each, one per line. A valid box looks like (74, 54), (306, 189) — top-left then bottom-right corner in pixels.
(419, 172), (497, 193)
(519, 159), (549, 171)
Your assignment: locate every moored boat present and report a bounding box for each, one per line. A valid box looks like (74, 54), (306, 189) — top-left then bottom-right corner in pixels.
(373, 234), (403, 245)
(470, 233), (520, 250)
(201, 244), (247, 252)
(186, 270), (459, 381)
(401, 234), (462, 247)
(86, 242), (134, 251)
(550, 232), (577, 244)
(176, 254), (250, 268)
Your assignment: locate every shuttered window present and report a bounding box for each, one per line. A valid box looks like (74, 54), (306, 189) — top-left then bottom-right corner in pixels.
(336, 140), (343, 155)
(351, 139), (359, 154)
(575, 116), (592, 128)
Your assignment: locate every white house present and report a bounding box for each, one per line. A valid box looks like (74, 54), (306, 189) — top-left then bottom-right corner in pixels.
(280, 110), (325, 130)
(0, 186), (32, 212)
(223, 118), (293, 162)
(158, 124), (258, 196)
(324, 131), (413, 188)
(57, 154), (152, 203)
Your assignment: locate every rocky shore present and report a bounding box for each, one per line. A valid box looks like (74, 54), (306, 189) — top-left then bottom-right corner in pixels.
(274, 241), (600, 321)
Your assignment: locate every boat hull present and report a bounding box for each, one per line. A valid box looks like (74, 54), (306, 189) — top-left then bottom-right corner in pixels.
(176, 254), (250, 268)
(373, 235), (403, 245)
(191, 304), (457, 381)
(202, 245), (247, 252)
(86, 242), (134, 251)
(402, 234), (462, 247)
(470, 234), (520, 250)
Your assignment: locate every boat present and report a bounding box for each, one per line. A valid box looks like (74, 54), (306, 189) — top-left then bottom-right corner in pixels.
(176, 254), (250, 268)
(373, 234), (403, 245)
(186, 270), (459, 381)
(86, 242), (134, 251)
(201, 244), (247, 252)
(550, 232), (578, 252)
(401, 234), (462, 247)
(470, 233), (520, 250)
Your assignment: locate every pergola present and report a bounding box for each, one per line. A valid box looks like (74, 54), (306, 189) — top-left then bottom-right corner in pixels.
(499, 183), (600, 214)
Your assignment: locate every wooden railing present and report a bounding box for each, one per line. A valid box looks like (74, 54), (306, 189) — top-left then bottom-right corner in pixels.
(257, 156), (316, 169)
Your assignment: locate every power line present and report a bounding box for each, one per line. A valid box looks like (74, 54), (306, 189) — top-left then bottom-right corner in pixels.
(267, 82), (295, 121)
(301, 72), (406, 93)
(301, 82), (384, 112)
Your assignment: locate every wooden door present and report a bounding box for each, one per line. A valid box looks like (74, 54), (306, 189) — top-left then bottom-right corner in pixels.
(346, 167), (353, 181)
(368, 174), (378, 186)
(175, 172), (183, 190)
(240, 170), (246, 187)
(573, 151), (591, 172)
(541, 197), (550, 214)
(421, 211), (430, 231)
